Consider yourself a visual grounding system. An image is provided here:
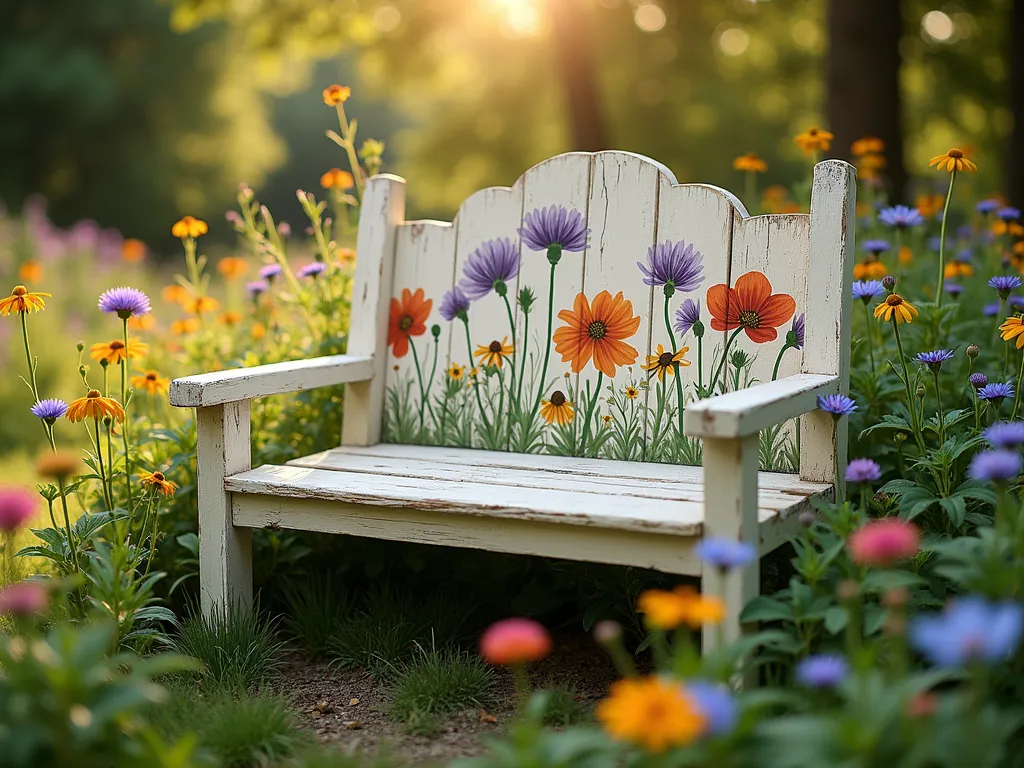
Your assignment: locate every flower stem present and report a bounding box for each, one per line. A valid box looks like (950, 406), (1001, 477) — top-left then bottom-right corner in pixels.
(57, 478), (80, 576)
(426, 338), (440, 433)
(936, 171), (957, 308)
(463, 319), (492, 432)
(579, 372), (604, 453)
(663, 296), (687, 434)
(502, 293), (518, 406)
(516, 311), (529, 409)
(93, 416), (113, 511)
(932, 370), (946, 446)
(772, 344), (793, 382)
(1012, 350), (1024, 420)
(121, 319), (132, 512)
(696, 335), (704, 394)
(532, 262), (558, 413)
(409, 337), (429, 439)
(862, 302), (876, 374)
(708, 328), (743, 395)
(892, 319), (927, 454)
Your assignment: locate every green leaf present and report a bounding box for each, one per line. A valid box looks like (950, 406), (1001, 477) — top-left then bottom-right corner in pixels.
(823, 605), (848, 635)
(939, 496), (967, 527)
(740, 596), (792, 623)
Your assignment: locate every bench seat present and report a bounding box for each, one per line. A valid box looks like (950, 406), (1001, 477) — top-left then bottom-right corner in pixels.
(224, 444), (831, 576)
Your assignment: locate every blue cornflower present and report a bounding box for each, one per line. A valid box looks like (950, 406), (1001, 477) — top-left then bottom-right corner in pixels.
(862, 239), (890, 255)
(968, 449), (1022, 481)
(878, 205), (924, 229)
(977, 199), (1001, 214)
(98, 287), (151, 319)
(845, 458), (881, 484)
(955, 248), (974, 261)
(997, 207), (1021, 221)
(983, 422), (1024, 449)
(944, 282), (963, 297)
(518, 206), (589, 254)
(673, 299), (702, 337)
(989, 275), (1022, 297)
(852, 280), (885, 303)
(928, 236), (942, 252)
(438, 286), (471, 322)
(297, 262), (327, 279)
(984, 302), (1001, 317)
(979, 382), (1015, 404)
(795, 654), (848, 688)
(686, 680), (738, 736)
(637, 240), (704, 295)
(817, 393), (858, 417)
(695, 538), (756, 570)
(31, 399), (68, 424)
(247, 280), (268, 298)
(910, 596), (1024, 668)
(259, 264), (282, 281)
(915, 349), (955, 371)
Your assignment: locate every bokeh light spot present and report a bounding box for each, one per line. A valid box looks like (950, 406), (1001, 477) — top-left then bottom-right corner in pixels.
(717, 26), (749, 56)
(634, 4), (667, 33)
(922, 10), (955, 42)
(373, 5), (401, 32)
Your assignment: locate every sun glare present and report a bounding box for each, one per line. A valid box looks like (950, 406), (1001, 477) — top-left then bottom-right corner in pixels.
(482, 0), (542, 36)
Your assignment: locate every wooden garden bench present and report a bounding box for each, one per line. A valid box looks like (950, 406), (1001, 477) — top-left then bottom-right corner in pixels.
(169, 152), (855, 650)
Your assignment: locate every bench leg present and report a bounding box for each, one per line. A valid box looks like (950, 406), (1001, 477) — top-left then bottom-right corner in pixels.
(701, 435), (760, 656)
(196, 402), (252, 617)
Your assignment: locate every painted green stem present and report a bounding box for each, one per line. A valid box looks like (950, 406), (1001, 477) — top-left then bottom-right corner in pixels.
(463, 319), (492, 431)
(708, 328), (743, 395)
(408, 337), (429, 437)
(502, 293), (517, 404)
(579, 372), (604, 453)
(662, 295), (687, 434)
(532, 261), (558, 412)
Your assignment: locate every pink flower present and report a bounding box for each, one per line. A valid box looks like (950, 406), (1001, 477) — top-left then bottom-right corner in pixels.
(0, 581), (48, 616)
(848, 518), (920, 568)
(0, 487), (37, 532)
(479, 618), (552, 665)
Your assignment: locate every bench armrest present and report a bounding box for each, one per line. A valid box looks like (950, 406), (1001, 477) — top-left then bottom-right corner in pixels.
(169, 354), (375, 408)
(683, 373), (840, 439)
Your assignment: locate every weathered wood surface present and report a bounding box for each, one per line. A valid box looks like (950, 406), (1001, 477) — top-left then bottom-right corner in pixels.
(169, 354), (374, 408)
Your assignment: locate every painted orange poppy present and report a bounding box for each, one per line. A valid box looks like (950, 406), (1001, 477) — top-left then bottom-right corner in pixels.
(552, 291), (640, 378)
(706, 271), (796, 343)
(388, 288), (432, 358)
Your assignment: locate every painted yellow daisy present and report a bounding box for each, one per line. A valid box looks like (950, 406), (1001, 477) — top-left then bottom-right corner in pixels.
(624, 386), (639, 400)
(642, 344), (690, 382)
(873, 293), (918, 324)
(474, 337), (514, 368)
(0, 285), (50, 316)
(929, 148), (977, 174)
(448, 363), (466, 381)
(540, 390), (575, 425)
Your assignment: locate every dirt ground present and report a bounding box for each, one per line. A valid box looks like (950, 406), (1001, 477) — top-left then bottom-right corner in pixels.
(274, 632), (621, 764)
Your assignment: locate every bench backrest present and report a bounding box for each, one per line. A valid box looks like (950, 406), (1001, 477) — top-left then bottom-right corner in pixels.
(343, 152), (855, 481)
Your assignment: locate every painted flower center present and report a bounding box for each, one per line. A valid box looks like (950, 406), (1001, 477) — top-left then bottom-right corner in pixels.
(489, 340), (502, 353)
(152, 472), (165, 482)
(739, 310), (760, 329)
(886, 294), (904, 307)
(550, 390), (567, 407)
(658, 352), (674, 367)
(587, 320), (607, 339)
(948, 148), (964, 159)
(626, 388), (638, 397)
(110, 341), (125, 351)
(86, 390), (101, 399)
(12, 285), (27, 297)
(399, 315), (413, 331)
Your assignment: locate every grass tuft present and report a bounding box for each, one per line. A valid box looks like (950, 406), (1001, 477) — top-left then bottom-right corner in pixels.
(387, 646), (494, 724)
(539, 684), (587, 727)
(170, 601), (284, 690)
(282, 571), (354, 659)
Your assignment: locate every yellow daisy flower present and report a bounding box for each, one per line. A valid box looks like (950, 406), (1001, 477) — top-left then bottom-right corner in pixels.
(732, 152), (767, 173)
(0, 285), (50, 316)
(929, 148), (977, 174)
(1000, 316), (1024, 349)
(540, 390), (575, 425)
(447, 363), (466, 381)
(89, 338), (149, 365)
(473, 337), (514, 368)
(130, 370), (171, 396)
(66, 390), (125, 422)
(794, 127), (833, 154)
(873, 293), (918, 324)
(171, 216), (208, 239)
(642, 344), (690, 382)
(596, 677), (706, 753)
(139, 469), (177, 497)
(624, 386), (639, 400)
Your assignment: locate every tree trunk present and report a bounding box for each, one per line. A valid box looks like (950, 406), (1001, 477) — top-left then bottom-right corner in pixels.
(826, 0), (906, 201)
(1010, 0), (1024, 205)
(546, 0), (609, 152)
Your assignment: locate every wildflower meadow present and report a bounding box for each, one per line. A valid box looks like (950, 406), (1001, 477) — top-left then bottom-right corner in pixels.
(6, 37), (1024, 768)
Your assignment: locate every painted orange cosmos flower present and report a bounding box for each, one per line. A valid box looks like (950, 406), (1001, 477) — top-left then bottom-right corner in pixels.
(553, 291), (640, 378)
(388, 288), (432, 358)
(706, 271), (796, 344)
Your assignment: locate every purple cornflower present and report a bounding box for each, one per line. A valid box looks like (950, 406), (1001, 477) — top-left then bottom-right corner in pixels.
(459, 238), (520, 300)
(910, 596), (1024, 668)
(818, 393), (858, 417)
(247, 280), (269, 297)
(878, 205), (924, 229)
(98, 287), (151, 319)
(989, 275), (1022, 298)
(673, 299), (702, 336)
(928, 236), (942, 252)
(984, 302), (1001, 317)
(944, 282), (963, 297)
(439, 286), (471, 322)
(968, 449), (1022, 482)
(1013, 297), (1024, 310)
(983, 422), (1024, 449)
(845, 458), (881, 484)
(695, 538), (756, 570)
(915, 349), (955, 371)
(258, 264), (282, 281)
(518, 206), (589, 254)
(637, 240), (704, 295)
(297, 262), (327, 279)
(997, 207), (1021, 221)
(795, 654), (848, 688)
(686, 680), (737, 736)
(955, 248), (973, 262)
(977, 199), (1001, 214)
(970, 372), (988, 390)
(30, 399), (68, 424)
(787, 313), (805, 350)
(862, 239), (890, 255)
(979, 382), (1015, 404)
(852, 280), (885, 303)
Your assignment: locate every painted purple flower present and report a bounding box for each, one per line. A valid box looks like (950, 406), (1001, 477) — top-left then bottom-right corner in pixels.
(518, 206), (589, 253)
(98, 287), (151, 318)
(845, 458), (881, 484)
(910, 597), (1024, 668)
(978, 199), (1001, 214)
(795, 654), (848, 688)
(878, 205), (924, 229)
(968, 449), (1022, 482)
(247, 280), (269, 297)
(259, 264), (282, 281)
(979, 382), (1015, 404)
(984, 302), (1001, 317)
(862, 239), (890, 255)
(989, 275), (1022, 297)
(787, 313), (805, 350)
(637, 240), (704, 294)
(31, 399), (68, 424)
(997, 207), (1021, 221)
(852, 280), (885, 303)
(944, 282), (963, 297)
(439, 286), (471, 322)
(673, 299), (701, 336)
(459, 238), (521, 300)
(818, 393), (858, 417)
(983, 422), (1024, 449)
(297, 262), (327, 279)
(686, 680), (737, 736)
(695, 538), (756, 570)
(970, 372), (988, 390)
(915, 349), (954, 371)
